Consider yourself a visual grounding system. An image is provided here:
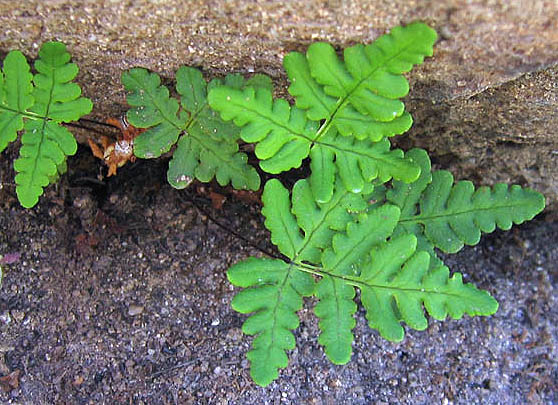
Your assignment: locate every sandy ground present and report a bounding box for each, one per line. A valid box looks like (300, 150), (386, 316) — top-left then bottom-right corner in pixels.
(0, 146), (557, 404)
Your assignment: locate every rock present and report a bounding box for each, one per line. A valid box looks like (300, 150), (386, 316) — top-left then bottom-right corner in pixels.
(127, 305), (144, 316)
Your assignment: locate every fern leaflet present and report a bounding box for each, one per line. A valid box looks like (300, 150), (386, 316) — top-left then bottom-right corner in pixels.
(315, 204), (400, 364)
(122, 67), (261, 190)
(228, 258), (315, 387)
(284, 22), (436, 140)
(0, 42), (93, 208)
(0, 51), (33, 152)
(388, 148), (546, 257)
(357, 234), (498, 342)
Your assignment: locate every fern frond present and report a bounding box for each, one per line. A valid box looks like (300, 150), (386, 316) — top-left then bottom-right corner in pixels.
(0, 51), (33, 152)
(123, 67), (260, 190)
(315, 204), (400, 364)
(388, 149), (546, 255)
(227, 258), (315, 387)
(311, 131), (419, 202)
(358, 234), (498, 342)
(208, 86), (419, 198)
(208, 86), (319, 174)
(263, 176), (372, 264)
(208, 23), (434, 199)
(386, 148), (443, 268)
(123, 67), (186, 157)
(1, 42), (93, 208)
(222, 22), (543, 387)
(229, 176), (374, 384)
(284, 22), (436, 140)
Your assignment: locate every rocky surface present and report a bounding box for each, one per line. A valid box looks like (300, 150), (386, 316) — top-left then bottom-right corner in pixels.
(0, 0), (557, 205)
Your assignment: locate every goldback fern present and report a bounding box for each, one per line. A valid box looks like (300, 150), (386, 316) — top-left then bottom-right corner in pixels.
(1, 23), (546, 387)
(205, 22), (545, 386)
(0, 42), (92, 208)
(121, 67), (263, 190)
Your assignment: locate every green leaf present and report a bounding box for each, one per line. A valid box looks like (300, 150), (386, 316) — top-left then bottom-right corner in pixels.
(7, 42), (92, 208)
(261, 179), (304, 260)
(358, 234), (498, 341)
(230, 176), (375, 382)
(208, 24), (435, 200)
(387, 148), (443, 268)
(315, 205), (400, 364)
(219, 23), (545, 387)
(171, 67), (260, 190)
(31, 43), (92, 121)
(124, 67), (260, 190)
(208, 86), (318, 174)
(209, 86), (419, 198)
(314, 277), (356, 364)
(0, 50), (33, 152)
(15, 120), (77, 207)
(308, 23), (436, 120)
(228, 257), (315, 387)
(314, 130), (420, 199)
(284, 22), (435, 140)
(123, 68), (186, 157)
(262, 176), (371, 264)
(167, 133), (260, 189)
(391, 150), (546, 254)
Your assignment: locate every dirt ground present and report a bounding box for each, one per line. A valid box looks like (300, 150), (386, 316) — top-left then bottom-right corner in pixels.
(0, 129), (557, 404)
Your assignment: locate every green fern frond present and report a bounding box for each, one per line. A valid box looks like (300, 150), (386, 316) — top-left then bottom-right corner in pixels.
(310, 131), (419, 202)
(389, 148), (546, 255)
(227, 258), (315, 387)
(229, 175), (374, 385)
(358, 234), (498, 342)
(122, 67), (260, 190)
(208, 23), (434, 201)
(223, 22), (544, 388)
(284, 22), (436, 140)
(315, 204), (400, 364)
(208, 86), (419, 199)
(263, 175), (372, 264)
(207, 86), (319, 174)
(0, 42), (92, 208)
(122, 68), (186, 156)
(0, 51), (33, 152)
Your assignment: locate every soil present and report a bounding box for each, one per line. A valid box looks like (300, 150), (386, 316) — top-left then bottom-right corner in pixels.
(0, 134), (557, 404)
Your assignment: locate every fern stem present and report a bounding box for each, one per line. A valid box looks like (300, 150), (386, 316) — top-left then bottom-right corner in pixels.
(0, 106), (42, 120)
(292, 260), (471, 298)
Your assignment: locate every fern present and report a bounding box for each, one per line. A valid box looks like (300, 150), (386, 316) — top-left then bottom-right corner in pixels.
(357, 234), (498, 342)
(228, 169), (514, 386)
(388, 148), (546, 266)
(208, 22), (436, 203)
(228, 174), (376, 385)
(1, 24), (547, 389)
(0, 42), (93, 207)
(217, 22), (546, 387)
(122, 67), (261, 190)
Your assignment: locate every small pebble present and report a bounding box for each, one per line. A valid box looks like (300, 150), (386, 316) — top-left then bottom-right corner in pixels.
(128, 305), (144, 316)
